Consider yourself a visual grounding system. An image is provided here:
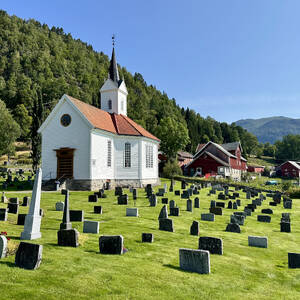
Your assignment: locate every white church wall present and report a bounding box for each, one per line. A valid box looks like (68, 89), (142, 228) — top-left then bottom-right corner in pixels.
(114, 136), (140, 179)
(40, 100), (91, 180)
(140, 139), (159, 179)
(90, 130), (115, 179)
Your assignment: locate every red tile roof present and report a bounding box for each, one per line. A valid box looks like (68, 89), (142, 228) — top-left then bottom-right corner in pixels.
(68, 95), (160, 142)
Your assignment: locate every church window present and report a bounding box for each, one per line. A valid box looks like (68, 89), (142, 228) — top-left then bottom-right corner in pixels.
(60, 114), (71, 127)
(146, 145), (153, 168)
(108, 100), (112, 110)
(107, 140), (112, 167)
(124, 143), (131, 168)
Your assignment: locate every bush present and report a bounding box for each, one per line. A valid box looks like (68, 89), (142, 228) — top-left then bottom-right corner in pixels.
(162, 160), (182, 179)
(281, 180), (292, 192)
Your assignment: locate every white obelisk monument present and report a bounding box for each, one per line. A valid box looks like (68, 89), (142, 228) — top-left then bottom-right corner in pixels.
(20, 168), (42, 240)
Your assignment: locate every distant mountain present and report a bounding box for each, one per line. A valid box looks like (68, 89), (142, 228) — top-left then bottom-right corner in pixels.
(235, 116), (300, 144)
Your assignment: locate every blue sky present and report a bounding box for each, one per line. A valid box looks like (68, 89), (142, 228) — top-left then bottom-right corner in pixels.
(2, 0), (300, 123)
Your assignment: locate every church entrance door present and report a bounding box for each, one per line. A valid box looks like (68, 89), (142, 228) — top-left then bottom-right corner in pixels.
(55, 148), (75, 179)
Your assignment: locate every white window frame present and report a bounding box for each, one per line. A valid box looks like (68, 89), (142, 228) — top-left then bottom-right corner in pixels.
(124, 142), (131, 168)
(107, 140), (112, 167)
(146, 144), (153, 168)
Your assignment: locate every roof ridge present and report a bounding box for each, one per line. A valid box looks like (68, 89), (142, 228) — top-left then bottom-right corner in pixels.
(120, 114), (143, 136)
(111, 113), (119, 134)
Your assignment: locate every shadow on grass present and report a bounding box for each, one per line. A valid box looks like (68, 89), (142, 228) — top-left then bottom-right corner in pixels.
(163, 264), (182, 272)
(0, 261), (16, 268)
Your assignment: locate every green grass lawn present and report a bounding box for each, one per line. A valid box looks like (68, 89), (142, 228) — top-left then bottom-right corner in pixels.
(1, 179), (300, 300)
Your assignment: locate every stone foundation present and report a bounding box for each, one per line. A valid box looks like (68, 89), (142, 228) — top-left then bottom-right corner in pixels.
(53, 178), (160, 191)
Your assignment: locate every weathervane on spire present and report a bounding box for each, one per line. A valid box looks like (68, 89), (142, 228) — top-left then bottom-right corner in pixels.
(112, 34), (115, 47)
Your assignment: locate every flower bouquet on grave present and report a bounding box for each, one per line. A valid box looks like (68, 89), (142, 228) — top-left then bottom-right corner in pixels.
(0, 231), (19, 257)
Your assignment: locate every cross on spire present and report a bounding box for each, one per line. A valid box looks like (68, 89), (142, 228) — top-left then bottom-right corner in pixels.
(112, 34), (115, 47)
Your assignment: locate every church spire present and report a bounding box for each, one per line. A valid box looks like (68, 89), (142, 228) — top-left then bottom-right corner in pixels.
(109, 35), (120, 84)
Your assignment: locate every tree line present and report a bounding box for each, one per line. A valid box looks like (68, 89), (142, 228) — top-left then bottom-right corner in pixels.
(0, 10), (295, 167)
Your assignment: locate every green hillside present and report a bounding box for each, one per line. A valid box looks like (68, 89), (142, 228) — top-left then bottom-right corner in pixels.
(236, 116), (300, 144)
(0, 10), (258, 155)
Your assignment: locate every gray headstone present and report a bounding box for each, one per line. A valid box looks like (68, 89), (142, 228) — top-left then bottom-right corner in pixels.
(244, 208), (252, 216)
(83, 220), (99, 234)
(190, 221), (199, 236)
(179, 248), (210, 274)
(257, 215), (271, 223)
(0, 235), (7, 258)
(201, 213), (215, 222)
(288, 253), (300, 268)
(0, 208), (8, 221)
(15, 242), (43, 270)
(232, 202), (237, 209)
(70, 210), (84, 222)
(55, 201), (64, 211)
(169, 200), (175, 209)
(187, 199), (193, 212)
(164, 183), (168, 193)
(21, 168), (42, 240)
(284, 201), (292, 209)
(282, 213), (291, 222)
(198, 236), (223, 255)
(57, 228), (79, 247)
(230, 214), (245, 226)
(158, 205), (168, 219)
(159, 218), (174, 232)
(99, 235), (123, 254)
(226, 223), (241, 233)
(126, 208), (139, 217)
(142, 233), (153, 243)
(248, 236), (268, 248)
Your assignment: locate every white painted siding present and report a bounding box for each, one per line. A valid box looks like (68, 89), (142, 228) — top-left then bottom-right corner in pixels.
(141, 140), (159, 179)
(90, 130), (115, 179)
(114, 136), (139, 179)
(40, 100), (91, 180)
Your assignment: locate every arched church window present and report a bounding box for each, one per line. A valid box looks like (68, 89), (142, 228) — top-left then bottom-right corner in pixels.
(124, 143), (131, 168)
(108, 99), (112, 110)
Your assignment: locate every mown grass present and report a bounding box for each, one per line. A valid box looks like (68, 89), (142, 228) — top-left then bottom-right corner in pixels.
(0, 179), (300, 300)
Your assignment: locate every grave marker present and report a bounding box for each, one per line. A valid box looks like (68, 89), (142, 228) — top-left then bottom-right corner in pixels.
(248, 236), (268, 248)
(15, 242), (43, 270)
(179, 249), (210, 274)
(99, 235), (124, 254)
(198, 237), (223, 255)
(83, 220), (99, 234)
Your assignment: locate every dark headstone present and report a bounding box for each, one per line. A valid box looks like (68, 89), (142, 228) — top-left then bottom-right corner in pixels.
(284, 201), (292, 209)
(181, 181), (186, 190)
(69, 210), (84, 222)
(179, 248), (210, 274)
(7, 203), (18, 214)
(57, 229), (79, 247)
(232, 202), (237, 210)
(115, 187), (123, 196)
(236, 199), (241, 206)
(170, 207), (180, 216)
(244, 208), (252, 216)
(158, 205), (168, 219)
(157, 188), (165, 197)
(133, 188), (137, 200)
(227, 201), (232, 209)
(0, 208), (8, 221)
(190, 221), (199, 236)
(281, 222), (291, 233)
(288, 253), (300, 268)
(159, 218), (174, 232)
(181, 191), (189, 199)
(99, 235), (124, 254)
(15, 242), (43, 270)
(194, 197), (200, 208)
(269, 202), (277, 206)
(142, 233), (153, 243)
(273, 193), (281, 204)
(234, 211), (247, 218)
(94, 206), (102, 214)
(198, 237), (223, 255)
(9, 197), (19, 204)
(257, 215), (271, 223)
(88, 194), (98, 202)
(210, 200), (216, 208)
(261, 208), (273, 214)
(218, 193), (226, 200)
(175, 190), (180, 196)
(186, 199), (192, 212)
(162, 198), (168, 204)
(22, 196), (30, 207)
(216, 202), (225, 208)
(209, 207), (223, 216)
(282, 213), (291, 222)
(117, 194), (128, 205)
(226, 223), (241, 233)
(149, 194), (157, 207)
(17, 214), (27, 226)
(230, 214), (245, 226)
(169, 200), (176, 209)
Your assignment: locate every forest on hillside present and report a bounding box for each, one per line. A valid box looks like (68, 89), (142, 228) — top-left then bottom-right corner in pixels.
(0, 10), (259, 158)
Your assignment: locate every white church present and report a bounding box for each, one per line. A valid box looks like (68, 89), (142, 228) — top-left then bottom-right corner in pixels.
(38, 46), (160, 190)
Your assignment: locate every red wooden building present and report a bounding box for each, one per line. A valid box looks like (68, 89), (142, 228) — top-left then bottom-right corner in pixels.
(248, 165), (265, 173)
(185, 141), (247, 180)
(279, 161), (300, 178)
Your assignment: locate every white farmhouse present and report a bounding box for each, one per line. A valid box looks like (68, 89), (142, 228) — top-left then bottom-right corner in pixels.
(38, 47), (160, 190)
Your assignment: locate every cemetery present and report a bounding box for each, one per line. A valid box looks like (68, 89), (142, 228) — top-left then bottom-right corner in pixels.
(1, 177), (300, 299)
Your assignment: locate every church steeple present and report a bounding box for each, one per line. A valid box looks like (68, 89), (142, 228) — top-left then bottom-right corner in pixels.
(109, 47), (120, 84)
(100, 36), (128, 116)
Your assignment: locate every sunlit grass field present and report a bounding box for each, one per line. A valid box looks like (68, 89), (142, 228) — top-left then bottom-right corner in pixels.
(0, 179), (300, 300)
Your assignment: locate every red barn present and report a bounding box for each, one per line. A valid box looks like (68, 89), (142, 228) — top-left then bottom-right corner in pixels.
(279, 161), (300, 178)
(185, 141), (247, 180)
(248, 165), (265, 173)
